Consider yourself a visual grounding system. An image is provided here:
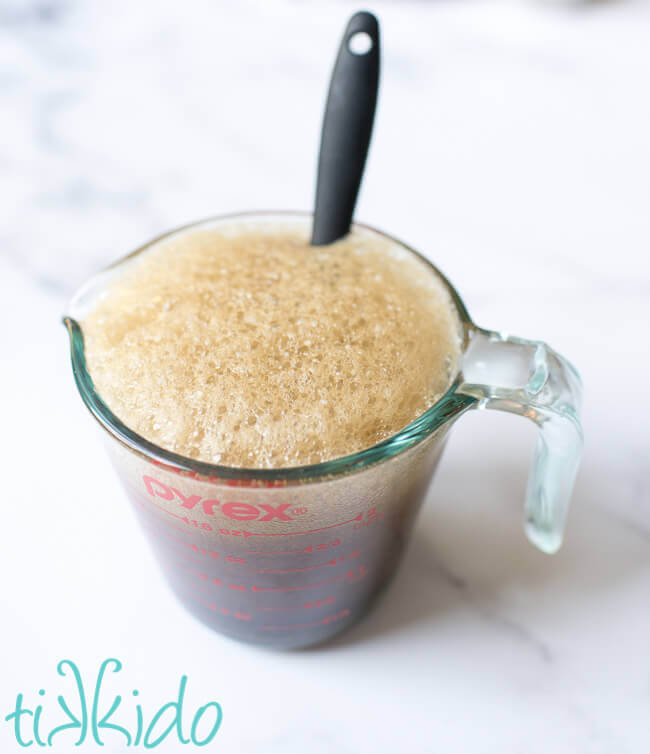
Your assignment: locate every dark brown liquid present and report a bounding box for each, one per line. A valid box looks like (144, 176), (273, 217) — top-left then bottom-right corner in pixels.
(115, 434), (446, 649)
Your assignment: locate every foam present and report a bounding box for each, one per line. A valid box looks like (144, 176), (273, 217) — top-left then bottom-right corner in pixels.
(81, 222), (462, 468)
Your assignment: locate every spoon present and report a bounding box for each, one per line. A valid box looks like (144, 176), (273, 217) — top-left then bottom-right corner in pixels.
(311, 11), (380, 246)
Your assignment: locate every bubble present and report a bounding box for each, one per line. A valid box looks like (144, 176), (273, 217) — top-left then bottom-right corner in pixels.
(82, 225), (461, 468)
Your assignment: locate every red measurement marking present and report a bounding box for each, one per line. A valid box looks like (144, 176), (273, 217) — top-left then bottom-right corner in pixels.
(172, 558), (201, 575)
(127, 482), (215, 532)
(257, 596), (336, 611)
(353, 510), (387, 529)
(191, 546), (221, 559)
(131, 489), (188, 522)
(247, 538), (342, 555)
(245, 513), (364, 538)
(198, 573), (223, 585)
(146, 529), (193, 555)
(144, 525), (223, 561)
(251, 550), (359, 574)
(262, 608), (351, 631)
(250, 566), (367, 593)
(157, 532), (248, 565)
(188, 594), (251, 620)
(141, 520), (186, 545)
(215, 529), (252, 538)
(184, 566), (247, 591)
(251, 558), (338, 574)
(166, 550), (199, 571)
(140, 515), (190, 539)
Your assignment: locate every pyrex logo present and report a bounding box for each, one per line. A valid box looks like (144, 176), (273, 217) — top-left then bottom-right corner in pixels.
(143, 476), (303, 522)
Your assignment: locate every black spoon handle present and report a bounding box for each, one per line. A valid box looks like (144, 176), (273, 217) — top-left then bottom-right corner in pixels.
(311, 11), (380, 246)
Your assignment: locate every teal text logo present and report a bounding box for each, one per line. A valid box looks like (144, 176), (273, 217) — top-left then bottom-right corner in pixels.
(4, 658), (222, 748)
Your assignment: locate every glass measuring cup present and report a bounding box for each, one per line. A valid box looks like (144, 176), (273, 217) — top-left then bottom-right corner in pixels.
(63, 212), (583, 649)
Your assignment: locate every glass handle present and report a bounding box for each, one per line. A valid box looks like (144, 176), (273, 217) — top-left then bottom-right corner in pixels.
(456, 327), (583, 553)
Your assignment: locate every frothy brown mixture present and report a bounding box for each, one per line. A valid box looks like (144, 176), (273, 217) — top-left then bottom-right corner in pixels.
(82, 222), (461, 468)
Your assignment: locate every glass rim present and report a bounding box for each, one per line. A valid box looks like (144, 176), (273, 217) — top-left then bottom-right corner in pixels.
(64, 210), (479, 483)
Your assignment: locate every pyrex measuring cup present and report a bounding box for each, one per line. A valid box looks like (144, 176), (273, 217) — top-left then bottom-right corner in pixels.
(64, 212), (583, 649)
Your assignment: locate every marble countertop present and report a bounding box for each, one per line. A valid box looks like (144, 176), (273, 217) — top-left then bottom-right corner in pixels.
(1, 0), (649, 751)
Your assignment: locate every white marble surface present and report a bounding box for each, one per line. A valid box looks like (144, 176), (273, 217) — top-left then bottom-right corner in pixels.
(1, 0), (649, 751)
